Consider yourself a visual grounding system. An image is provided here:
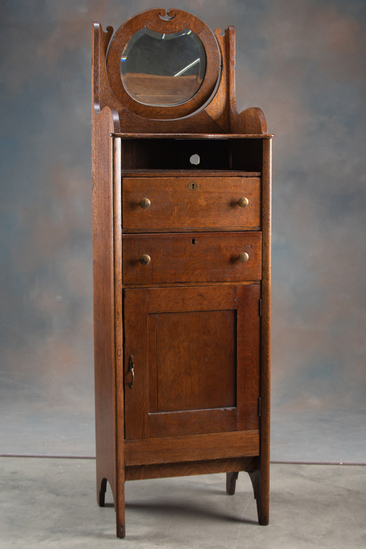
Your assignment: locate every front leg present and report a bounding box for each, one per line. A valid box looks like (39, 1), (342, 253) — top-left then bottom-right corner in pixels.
(248, 470), (269, 525)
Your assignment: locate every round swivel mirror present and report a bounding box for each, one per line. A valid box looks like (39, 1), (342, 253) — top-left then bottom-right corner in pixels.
(121, 28), (206, 107)
(106, 8), (221, 119)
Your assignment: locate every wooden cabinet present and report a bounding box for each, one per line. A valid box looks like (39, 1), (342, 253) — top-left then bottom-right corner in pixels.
(92, 8), (272, 538)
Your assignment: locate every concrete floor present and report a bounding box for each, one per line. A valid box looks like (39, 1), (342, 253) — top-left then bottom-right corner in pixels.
(0, 458), (365, 548)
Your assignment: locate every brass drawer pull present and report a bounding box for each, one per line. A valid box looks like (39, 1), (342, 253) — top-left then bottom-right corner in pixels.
(238, 197), (249, 208)
(139, 254), (151, 265)
(128, 355), (135, 389)
(238, 252), (249, 263)
(139, 198), (151, 209)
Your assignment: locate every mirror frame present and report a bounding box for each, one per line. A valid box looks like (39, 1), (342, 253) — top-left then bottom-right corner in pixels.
(106, 8), (221, 120)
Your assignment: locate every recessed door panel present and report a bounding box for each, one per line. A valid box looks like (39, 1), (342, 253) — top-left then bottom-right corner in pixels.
(156, 310), (236, 412)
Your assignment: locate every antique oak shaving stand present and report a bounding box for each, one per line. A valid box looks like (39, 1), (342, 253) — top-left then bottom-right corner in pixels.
(91, 8), (272, 538)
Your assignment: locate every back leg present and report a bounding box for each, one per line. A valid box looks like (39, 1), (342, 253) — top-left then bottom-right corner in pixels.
(226, 472), (239, 495)
(98, 477), (107, 507)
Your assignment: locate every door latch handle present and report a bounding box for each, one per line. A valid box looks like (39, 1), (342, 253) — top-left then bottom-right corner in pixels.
(128, 355), (135, 389)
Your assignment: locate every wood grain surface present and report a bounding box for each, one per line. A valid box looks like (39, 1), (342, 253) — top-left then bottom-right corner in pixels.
(92, 106), (117, 509)
(122, 231), (262, 285)
(123, 284), (261, 439)
(125, 430), (260, 466)
(122, 176), (261, 231)
(106, 9), (221, 120)
(125, 457), (257, 481)
(92, 7), (273, 537)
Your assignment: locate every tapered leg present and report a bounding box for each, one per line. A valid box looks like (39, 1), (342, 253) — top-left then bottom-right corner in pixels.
(226, 472), (239, 495)
(115, 473), (126, 538)
(116, 499), (126, 538)
(248, 470), (269, 525)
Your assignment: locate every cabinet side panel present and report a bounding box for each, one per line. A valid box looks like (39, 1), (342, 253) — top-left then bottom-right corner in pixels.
(258, 137), (272, 524)
(261, 139), (271, 458)
(113, 138), (125, 536)
(92, 107), (117, 504)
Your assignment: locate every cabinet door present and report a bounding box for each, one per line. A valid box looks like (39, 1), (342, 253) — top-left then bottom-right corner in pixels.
(124, 284), (260, 440)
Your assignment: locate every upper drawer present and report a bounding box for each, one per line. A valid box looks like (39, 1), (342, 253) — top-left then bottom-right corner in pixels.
(122, 232), (262, 285)
(122, 176), (260, 231)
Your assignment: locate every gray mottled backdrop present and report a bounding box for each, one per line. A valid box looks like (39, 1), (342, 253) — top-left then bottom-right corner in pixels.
(1, 0), (365, 461)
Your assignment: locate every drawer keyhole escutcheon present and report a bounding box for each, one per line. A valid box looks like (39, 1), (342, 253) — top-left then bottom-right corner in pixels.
(188, 182), (199, 190)
(238, 252), (249, 263)
(139, 254), (151, 265)
(128, 355), (135, 389)
(139, 198), (151, 209)
(238, 197), (249, 208)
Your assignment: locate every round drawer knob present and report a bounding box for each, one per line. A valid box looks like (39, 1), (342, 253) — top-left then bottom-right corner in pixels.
(139, 198), (151, 209)
(139, 254), (151, 265)
(238, 197), (249, 208)
(238, 252), (249, 263)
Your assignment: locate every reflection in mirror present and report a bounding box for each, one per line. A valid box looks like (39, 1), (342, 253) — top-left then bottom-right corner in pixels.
(190, 154), (200, 165)
(121, 28), (206, 107)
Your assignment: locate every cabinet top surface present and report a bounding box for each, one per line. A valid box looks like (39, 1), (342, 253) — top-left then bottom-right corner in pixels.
(112, 133), (274, 140)
(121, 170), (261, 177)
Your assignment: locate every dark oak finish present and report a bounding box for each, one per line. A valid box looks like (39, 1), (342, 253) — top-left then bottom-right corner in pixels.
(126, 457), (256, 481)
(92, 8), (272, 538)
(92, 107), (118, 511)
(125, 431), (260, 466)
(92, 12), (268, 134)
(122, 232), (262, 285)
(226, 472), (239, 495)
(122, 176), (261, 231)
(124, 284), (260, 439)
(114, 133), (274, 139)
(107, 9), (221, 120)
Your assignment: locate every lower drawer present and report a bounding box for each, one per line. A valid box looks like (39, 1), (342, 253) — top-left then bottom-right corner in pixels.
(122, 232), (262, 285)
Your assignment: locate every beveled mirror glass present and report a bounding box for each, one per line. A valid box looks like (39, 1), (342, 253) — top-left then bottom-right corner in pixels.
(120, 28), (206, 107)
